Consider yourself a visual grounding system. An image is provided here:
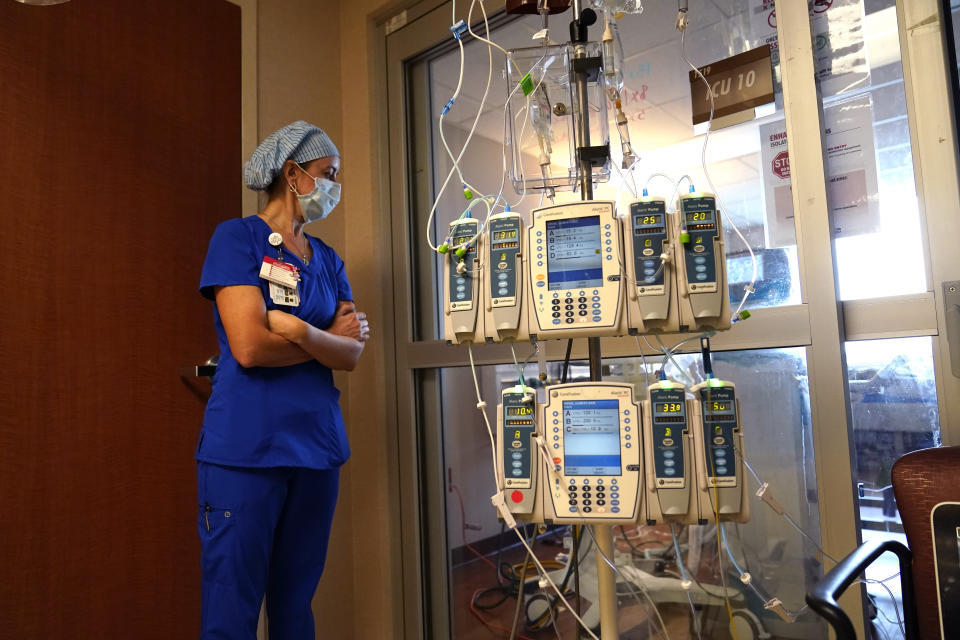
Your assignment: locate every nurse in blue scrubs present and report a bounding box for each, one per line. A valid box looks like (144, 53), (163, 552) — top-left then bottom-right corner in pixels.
(196, 121), (369, 639)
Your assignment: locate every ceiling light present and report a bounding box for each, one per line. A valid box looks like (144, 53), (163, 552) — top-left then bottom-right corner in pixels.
(14, 0), (71, 5)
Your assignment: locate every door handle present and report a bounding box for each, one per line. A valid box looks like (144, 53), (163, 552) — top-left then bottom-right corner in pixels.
(180, 354), (219, 378)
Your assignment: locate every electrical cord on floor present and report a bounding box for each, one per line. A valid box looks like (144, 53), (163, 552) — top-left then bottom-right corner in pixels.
(469, 587), (538, 640)
(619, 525), (668, 555)
(526, 527), (589, 631)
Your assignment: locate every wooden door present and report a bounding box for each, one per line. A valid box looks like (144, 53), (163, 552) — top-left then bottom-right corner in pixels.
(0, 1), (240, 637)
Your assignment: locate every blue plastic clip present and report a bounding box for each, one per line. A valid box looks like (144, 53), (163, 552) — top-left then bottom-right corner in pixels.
(450, 20), (468, 40)
(441, 98), (455, 116)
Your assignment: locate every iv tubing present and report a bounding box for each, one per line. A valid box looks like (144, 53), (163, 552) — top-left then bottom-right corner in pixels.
(679, 27), (757, 321)
(670, 524), (704, 640)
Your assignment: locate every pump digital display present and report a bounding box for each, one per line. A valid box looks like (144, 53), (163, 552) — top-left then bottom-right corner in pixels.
(562, 399), (621, 475)
(546, 216), (603, 290)
(506, 406), (534, 416)
(706, 401), (733, 414)
(452, 235), (477, 252)
(635, 215), (662, 226)
(656, 403), (683, 413)
(493, 230), (517, 240)
(685, 212), (712, 222)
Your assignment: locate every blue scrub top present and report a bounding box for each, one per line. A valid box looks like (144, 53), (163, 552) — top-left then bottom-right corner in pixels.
(197, 216), (352, 470)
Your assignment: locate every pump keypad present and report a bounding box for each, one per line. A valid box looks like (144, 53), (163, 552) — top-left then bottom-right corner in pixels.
(565, 478), (620, 514)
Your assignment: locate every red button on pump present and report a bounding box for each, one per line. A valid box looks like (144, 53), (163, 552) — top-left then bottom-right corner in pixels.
(511, 490), (524, 503)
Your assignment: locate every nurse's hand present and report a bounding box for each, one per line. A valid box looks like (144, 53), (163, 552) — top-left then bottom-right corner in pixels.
(266, 310), (307, 343)
(328, 302), (368, 342)
(357, 312), (370, 342)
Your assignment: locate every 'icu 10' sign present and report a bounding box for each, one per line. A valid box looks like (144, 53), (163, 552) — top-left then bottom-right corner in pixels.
(689, 46), (775, 126)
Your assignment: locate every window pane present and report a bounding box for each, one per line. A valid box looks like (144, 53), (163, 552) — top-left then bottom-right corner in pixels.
(437, 346), (825, 638)
(846, 336), (940, 637)
(816, 1), (926, 300)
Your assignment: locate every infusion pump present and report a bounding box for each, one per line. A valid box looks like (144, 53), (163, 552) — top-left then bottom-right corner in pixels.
(526, 201), (626, 340)
(622, 197), (680, 334)
(675, 192), (731, 332)
(642, 380), (696, 524)
(443, 217), (485, 344)
(484, 212), (529, 343)
(496, 385), (539, 516)
(690, 379), (749, 523)
(538, 382), (642, 525)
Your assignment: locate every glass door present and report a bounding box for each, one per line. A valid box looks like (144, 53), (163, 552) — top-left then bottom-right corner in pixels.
(382, 0), (960, 637)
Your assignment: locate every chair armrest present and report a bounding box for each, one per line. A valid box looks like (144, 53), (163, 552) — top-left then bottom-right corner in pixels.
(805, 538), (917, 640)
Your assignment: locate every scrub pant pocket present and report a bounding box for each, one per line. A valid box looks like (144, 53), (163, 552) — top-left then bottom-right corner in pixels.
(198, 503), (237, 583)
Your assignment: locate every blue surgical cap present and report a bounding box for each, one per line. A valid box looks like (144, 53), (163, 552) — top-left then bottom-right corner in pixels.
(243, 120), (340, 191)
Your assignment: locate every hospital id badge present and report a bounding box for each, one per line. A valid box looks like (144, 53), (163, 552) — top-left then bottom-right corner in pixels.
(269, 281), (300, 307)
(260, 256), (300, 288)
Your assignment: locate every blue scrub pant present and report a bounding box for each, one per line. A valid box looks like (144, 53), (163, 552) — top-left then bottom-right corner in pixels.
(197, 462), (339, 640)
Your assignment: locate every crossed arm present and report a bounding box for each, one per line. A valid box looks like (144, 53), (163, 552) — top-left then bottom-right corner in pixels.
(214, 285), (370, 371)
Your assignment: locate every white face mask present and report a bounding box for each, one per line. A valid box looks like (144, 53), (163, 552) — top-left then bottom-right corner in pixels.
(292, 165), (341, 223)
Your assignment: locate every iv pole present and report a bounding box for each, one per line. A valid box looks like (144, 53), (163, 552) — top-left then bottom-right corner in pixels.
(570, 1), (618, 637)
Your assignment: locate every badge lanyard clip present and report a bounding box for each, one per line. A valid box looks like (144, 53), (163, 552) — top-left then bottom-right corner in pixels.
(263, 232), (301, 306)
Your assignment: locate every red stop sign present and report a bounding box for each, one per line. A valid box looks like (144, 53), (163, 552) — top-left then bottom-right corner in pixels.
(772, 150), (790, 179)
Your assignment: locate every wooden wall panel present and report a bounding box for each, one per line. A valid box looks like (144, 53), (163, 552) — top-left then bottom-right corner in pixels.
(0, 1), (240, 637)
